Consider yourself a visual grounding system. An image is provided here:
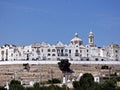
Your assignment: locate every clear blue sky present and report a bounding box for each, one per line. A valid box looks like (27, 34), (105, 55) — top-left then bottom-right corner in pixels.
(0, 0), (120, 46)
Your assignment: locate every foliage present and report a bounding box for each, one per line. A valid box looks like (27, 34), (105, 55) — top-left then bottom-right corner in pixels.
(33, 82), (40, 90)
(58, 59), (71, 73)
(116, 87), (120, 90)
(73, 73), (100, 90)
(61, 84), (69, 90)
(48, 78), (61, 84)
(72, 81), (80, 90)
(90, 82), (101, 90)
(10, 80), (21, 85)
(25, 87), (34, 90)
(101, 80), (116, 90)
(25, 84), (69, 90)
(48, 85), (62, 90)
(9, 80), (25, 90)
(1, 74), (120, 90)
(0, 86), (7, 90)
(72, 73), (120, 90)
(79, 73), (94, 90)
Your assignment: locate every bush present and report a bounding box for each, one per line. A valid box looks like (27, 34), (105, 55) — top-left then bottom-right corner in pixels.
(0, 86), (7, 90)
(101, 80), (116, 90)
(48, 78), (61, 84)
(33, 82), (40, 90)
(25, 87), (34, 90)
(72, 81), (80, 89)
(9, 80), (25, 90)
(48, 85), (61, 90)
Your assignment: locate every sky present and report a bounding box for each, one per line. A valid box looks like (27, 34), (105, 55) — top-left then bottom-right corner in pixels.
(0, 0), (120, 46)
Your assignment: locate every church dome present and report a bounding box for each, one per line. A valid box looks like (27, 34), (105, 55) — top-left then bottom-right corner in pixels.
(70, 33), (83, 45)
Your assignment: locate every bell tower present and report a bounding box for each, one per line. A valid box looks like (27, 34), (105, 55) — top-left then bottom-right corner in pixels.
(88, 32), (94, 47)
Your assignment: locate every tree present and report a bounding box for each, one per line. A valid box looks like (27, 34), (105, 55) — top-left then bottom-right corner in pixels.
(58, 59), (71, 89)
(48, 78), (61, 84)
(33, 82), (40, 90)
(73, 73), (99, 90)
(0, 86), (7, 90)
(9, 80), (25, 90)
(72, 81), (80, 90)
(79, 73), (94, 90)
(58, 59), (71, 74)
(101, 80), (116, 90)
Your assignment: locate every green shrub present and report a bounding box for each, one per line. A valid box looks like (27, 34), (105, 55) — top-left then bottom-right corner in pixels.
(48, 78), (61, 84)
(0, 86), (7, 90)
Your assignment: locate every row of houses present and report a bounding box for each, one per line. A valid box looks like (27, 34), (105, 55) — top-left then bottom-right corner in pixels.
(0, 32), (120, 61)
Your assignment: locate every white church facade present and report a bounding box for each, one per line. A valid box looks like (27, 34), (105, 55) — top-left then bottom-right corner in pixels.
(0, 32), (120, 61)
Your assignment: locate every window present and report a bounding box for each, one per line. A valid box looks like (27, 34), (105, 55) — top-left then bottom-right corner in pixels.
(101, 59), (104, 61)
(75, 53), (79, 56)
(76, 49), (78, 53)
(81, 58), (83, 61)
(80, 50), (82, 53)
(87, 54), (89, 57)
(19, 53), (21, 56)
(52, 49), (56, 52)
(90, 38), (92, 42)
(11, 53), (13, 57)
(80, 54), (82, 57)
(36, 49), (40, 55)
(87, 49), (89, 52)
(65, 53), (68, 56)
(52, 54), (56, 56)
(57, 49), (60, 53)
(115, 50), (118, 53)
(1, 51), (4, 55)
(95, 58), (98, 61)
(69, 50), (71, 53)
(48, 49), (51, 52)
(86, 58), (89, 61)
(61, 49), (63, 53)
(65, 49), (68, 52)
(48, 53), (51, 56)
(32, 49), (34, 51)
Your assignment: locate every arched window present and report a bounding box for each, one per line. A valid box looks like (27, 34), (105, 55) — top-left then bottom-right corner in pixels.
(48, 49), (51, 52)
(48, 53), (51, 56)
(65, 53), (68, 56)
(95, 58), (98, 61)
(65, 49), (68, 52)
(90, 38), (92, 42)
(57, 49), (60, 53)
(52, 49), (56, 52)
(52, 54), (56, 56)
(76, 49), (78, 53)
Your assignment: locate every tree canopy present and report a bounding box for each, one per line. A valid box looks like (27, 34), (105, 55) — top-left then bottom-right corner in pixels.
(9, 80), (25, 90)
(73, 73), (101, 90)
(58, 59), (71, 73)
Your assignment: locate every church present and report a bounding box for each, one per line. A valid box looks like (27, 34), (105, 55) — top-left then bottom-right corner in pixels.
(0, 32), (120, 61)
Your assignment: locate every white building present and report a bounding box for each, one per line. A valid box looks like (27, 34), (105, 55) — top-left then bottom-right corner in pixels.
(0, 32), (120, 61)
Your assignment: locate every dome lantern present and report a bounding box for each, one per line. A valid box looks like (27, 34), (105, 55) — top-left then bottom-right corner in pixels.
(70, 33), (83, 46)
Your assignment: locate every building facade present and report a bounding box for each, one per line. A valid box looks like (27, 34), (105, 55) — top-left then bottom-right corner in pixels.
(0, 32), (120, 61)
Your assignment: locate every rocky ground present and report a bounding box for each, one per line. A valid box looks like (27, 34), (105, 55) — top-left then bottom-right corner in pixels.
(0, 64), (120, 86)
